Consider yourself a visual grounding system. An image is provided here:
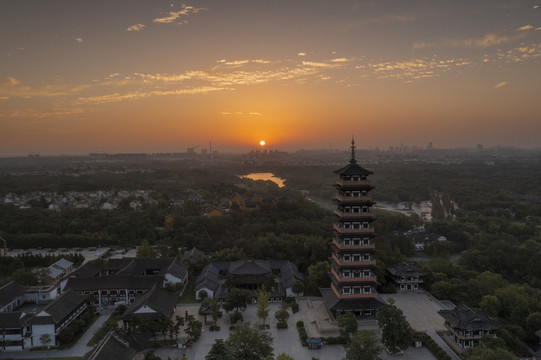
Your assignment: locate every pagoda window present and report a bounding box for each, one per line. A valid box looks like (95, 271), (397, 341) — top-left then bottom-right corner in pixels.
(363, 286), (372, 294)
(362, 222), (370, 229)
(363, 254), (371, 261)
(353, 287), (361, 294)
(363, 270), (371, 277)
(343, 255), (351, 262)
(344, 238), (351, 245)
(343, 270), (351, 278)
(362, 206), (369, 213)
(352, 175), (360, 181)
(361, 191), (368, 196)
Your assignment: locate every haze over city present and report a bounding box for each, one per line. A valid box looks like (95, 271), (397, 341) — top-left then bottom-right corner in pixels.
(1, 0), (540, 156)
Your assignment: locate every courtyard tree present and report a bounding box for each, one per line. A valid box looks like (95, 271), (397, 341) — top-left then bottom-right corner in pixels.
(206, 339), (233, 360)
(225, 322), (273, 360)
(338, 312), (358, 342)
(275, 304), (290, 327)
(376, 299), (413, 351)
(257, 287), (270, 327)
(210, 297), (220, 327)
(344, 330), (383, 360)
(223, 288), (251, 313)
(291, 280), (304, 297)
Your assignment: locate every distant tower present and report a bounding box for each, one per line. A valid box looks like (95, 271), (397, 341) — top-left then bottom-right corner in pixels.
(321, 138), (385, 318)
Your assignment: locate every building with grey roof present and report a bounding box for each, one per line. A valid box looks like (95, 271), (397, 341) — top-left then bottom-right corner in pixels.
(120, 284), (178, 323)
(386, 262), (427, 292)
(82, 332), (136, 360)
(0, 281), (25, 312)
(438, 304), (501, 349)
(195, 259), (303, 302)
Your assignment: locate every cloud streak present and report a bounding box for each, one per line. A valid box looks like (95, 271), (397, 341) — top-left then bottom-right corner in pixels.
(153, 4), (207, 24)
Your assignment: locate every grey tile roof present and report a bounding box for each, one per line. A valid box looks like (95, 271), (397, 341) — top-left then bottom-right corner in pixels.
(65, 275), (164, 291)
(26, 290), (88, 326)
(82, 332), (136, 360)
(53, 258), (74, 270)
(0, 311), (25, 328)
(0, 281), (25, 308)
(195, 260), (303, 298)
(320, 287), (385, 311)
(386, 262), (427, 277)
(120, 284), (177, 321)
(438, 304), (501, 331)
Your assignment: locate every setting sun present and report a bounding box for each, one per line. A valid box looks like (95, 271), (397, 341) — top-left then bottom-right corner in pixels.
(259, 140), (266, 146)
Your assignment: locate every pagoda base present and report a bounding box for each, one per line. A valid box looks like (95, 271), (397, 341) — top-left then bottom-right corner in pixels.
(320, 287), (385, 319)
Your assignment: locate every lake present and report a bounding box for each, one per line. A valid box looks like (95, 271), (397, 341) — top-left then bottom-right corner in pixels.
(239, 172), (285, 187)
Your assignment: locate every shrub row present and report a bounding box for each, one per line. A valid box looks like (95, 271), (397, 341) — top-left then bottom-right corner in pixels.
(415, 332), (451, 360)
(296, 321), (308, 346)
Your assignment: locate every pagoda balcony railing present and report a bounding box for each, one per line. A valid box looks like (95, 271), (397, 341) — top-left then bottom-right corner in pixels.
(331, 283), (377, 299)
(331, 253), (376, 267)
(333, 224), (374, 234)
(331, 268), (377, 283)
(334, 210), (373, 218)
(334, 195), (373, 203)
(331, 239), (375, 251)
(393, 278), (423, 284)
(335, 180), (371, 187)
(444, 323), (487, 340)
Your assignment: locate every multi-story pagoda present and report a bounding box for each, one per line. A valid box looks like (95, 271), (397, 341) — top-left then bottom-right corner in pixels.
(321, 139), (385, 318)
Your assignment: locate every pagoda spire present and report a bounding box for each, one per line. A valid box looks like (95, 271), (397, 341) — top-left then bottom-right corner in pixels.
(350, 136), (357, 164)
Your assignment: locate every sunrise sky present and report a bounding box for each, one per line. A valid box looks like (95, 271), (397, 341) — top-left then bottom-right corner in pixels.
(1, 0), (540, 156)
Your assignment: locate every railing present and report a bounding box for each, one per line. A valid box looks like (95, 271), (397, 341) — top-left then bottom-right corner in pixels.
(335, 180), (371, 187)
(331, 284), (376, 299)
(334, 210), (373, 218)
(333, 224), (374, 234)
(331, 253), (376, 267)
(331, 239), (375, 251)
(331, 268), (377, 283)
(334, 195), (373, 203)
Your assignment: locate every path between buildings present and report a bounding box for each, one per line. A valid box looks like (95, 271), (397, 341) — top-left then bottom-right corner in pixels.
(0, 314), (108, 359)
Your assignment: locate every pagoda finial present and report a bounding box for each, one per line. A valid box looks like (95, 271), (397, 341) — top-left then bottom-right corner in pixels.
(350, 136), (357, 164)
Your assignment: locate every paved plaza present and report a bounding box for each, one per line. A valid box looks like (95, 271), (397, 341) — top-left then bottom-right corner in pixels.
(1, 292), (452, 360)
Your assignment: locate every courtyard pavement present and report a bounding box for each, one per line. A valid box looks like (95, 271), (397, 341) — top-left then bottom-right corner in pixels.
(1, 292), (452, 360)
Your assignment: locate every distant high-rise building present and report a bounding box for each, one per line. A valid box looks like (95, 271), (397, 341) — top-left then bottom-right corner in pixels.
(321, 138), (385, 318)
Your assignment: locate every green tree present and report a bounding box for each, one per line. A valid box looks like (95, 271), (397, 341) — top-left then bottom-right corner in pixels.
(185, 315), (203, 341)
(276, 354), (295, 360)
(136, 239), (155, 257)
(344, 330), (383, 360)
(39, 333), (52, 347)
(461, 346), (515, 360)
(206, 339), (233, 360)
(225, 322), (273, 360)
(291, 280), (304, 297)
(210, 297), (220, 327)
(274, 305), (290, 326)
(480, 295), (500, 318)
(305, 261), (331, 295)
(338, 312), (358, 342)
(223, 288), (251, 313)
(257, 287), (270, 327)
(376, 299), (413, 351)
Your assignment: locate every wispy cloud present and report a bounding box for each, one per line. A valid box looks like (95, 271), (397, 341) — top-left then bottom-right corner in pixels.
(367, 58), (467, 81)
(76, 87), (228, 105)
(515, 25), (533, 31)
(153, 4), (207, 24)
(415, 33), (522, 50)
(127, 24), (145, 31)
(494, 81), (508, 88)
(297, 52), (307, 57)
(75, 37), (83, 43)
